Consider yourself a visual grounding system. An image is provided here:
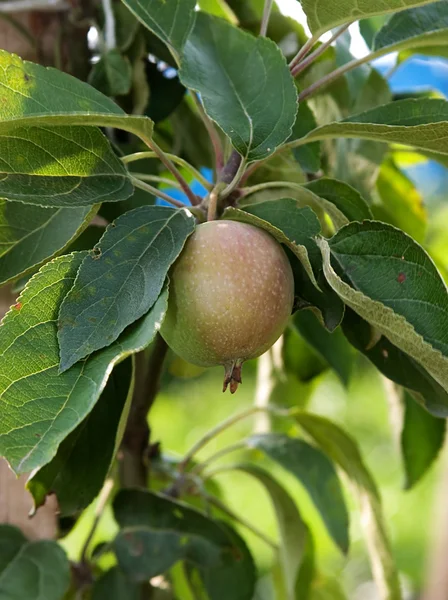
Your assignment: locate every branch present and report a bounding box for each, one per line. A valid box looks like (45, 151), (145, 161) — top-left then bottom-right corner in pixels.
(123, 151), (212, 191)
(288, 34), (319, 71)
(192, 93), (224, 174)
(145, 140), (199, 206)
(101, 0), (116, 50)
(291, 24), (351, 78)
(80, 478), (114, 563)
(120, 335), (169, 487)
(206, 494), (278, 551)
(259, 0), (273, 37)
(179, 405), (289, 474)
(298, 53), (373, 102)
(131, 177), (186, 209)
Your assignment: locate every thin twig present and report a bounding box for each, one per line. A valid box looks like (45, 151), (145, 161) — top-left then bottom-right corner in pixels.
(145, 140), (199, 206)
(80, 478), (114, 563)
(0, 0), (69, 12)
(131, 177), (186, 209)
(101, 0), (116, 50)
(259, 0), (274, 36)
(190, 441), (248, 477)
(179, 406), (289, 473)
(298, 53), (373, 102)
(122, 152), (212, 191)
(288, 34), (320, 71)
(207, 186), (223, 221)
(132, 173), (183, 190)
(291, 24), (351, 78)
(192, 93), (224, 174)
(206, 494), (278, 551)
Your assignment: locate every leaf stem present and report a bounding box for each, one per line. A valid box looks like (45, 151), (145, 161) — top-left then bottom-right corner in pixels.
(206, 493), (278, 551)
(132, 173), (184, 190)
(192, 92), (224, 174)
(123, 152), (213, 191)
(143, 140), (199, 206)
(80, 477), (114, 563)
(179, 405), (289, 473)
(190, 441), (248, 477)
(101, 0), (116, 50)
(131, 177), (186, 209)
(207, 185), (222, 221)
(298, 52), (373, 102)
(289, 34), (320, 71)
(260, 0), (274, 36)
(291, 23), (351, 78)
(241, 180), (303, 198)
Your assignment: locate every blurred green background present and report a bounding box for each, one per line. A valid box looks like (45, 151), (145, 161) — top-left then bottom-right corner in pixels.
(60, 350), (442, 598)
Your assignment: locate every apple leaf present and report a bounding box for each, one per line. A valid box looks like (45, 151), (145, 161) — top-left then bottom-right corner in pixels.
(0, 201), (98, 286)
(296, 99), (448, 157)
(373, 3), (448, 59)
(318, 221), (448, 409)
(294, 413), (401, 600)
(0, 253), (167, 474)
(120, 0), (196, 54)
(179, 12), (297, 163)
(27, 358), (134, 515)
(247, 433), (349, 554)
(0, 126), (133, 207)
(113, 489), (256, 599)
(301, 0), (437, 36)
(58, 206), (195, 372)
(401, 391), (445, 489)
(0, 525), (70, 600)
(0, 50), (153, 139)
(234, 464), (309, 600)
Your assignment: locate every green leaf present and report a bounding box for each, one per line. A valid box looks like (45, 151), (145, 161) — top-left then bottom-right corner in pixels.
(120, 0), (196, 54)
(58, 206), (195, 371)
(247, 433), (349, 554)
(0, 525), (70, 600)
(198, 0), (238, 23)
(225, 200), (345, 330)
(294, 413), (401, 600)
(301, 0), (438, 36)
(401, 390), (446, 489)
(0, 122), (133, 208)
(296, 98), (448, 157)
(341, 308), (448, 416)
(318, 220), (448, 403)
(179, 12), (297, 163)
(92, 567), (141, 600)
(0, 50), (153, 139)
(88, 49), (133, 97)
(0, 254), (168, 474)
(198, 523), (256, 600)
(289, 102), (321, 173)
(293, 311), (353, 385)
(372, 2), (448, 59)
(304, 178), (372, 223)
(113, 489), (256, 599)
(375, 157), (427, 243)
(0, 125), (133, 207)
(27, 358), (133, 516)
(0, 201), (97, 286)
(235, 464), (309, 600)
